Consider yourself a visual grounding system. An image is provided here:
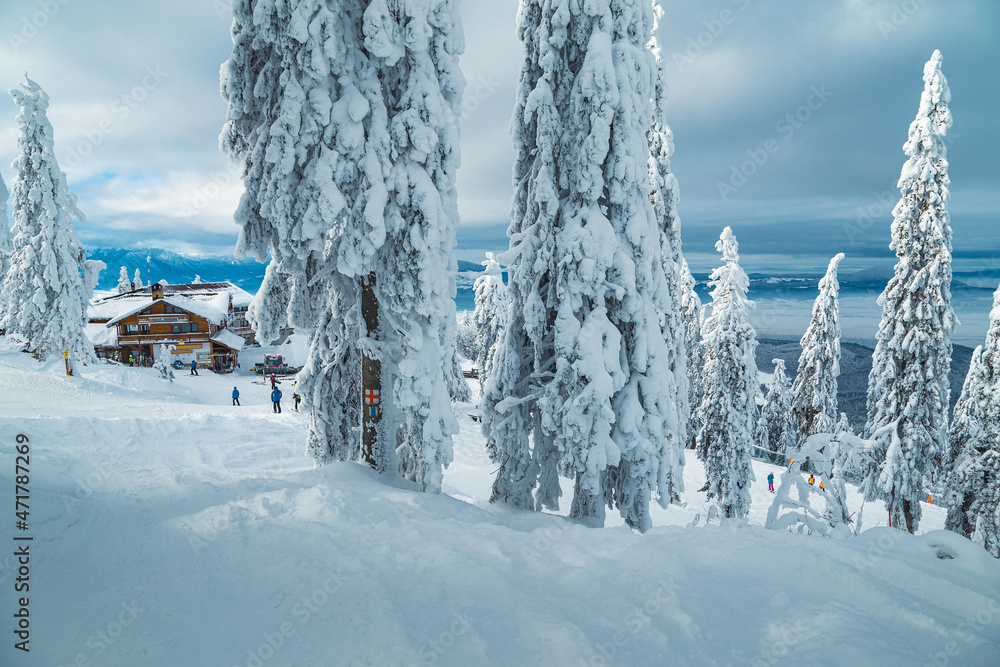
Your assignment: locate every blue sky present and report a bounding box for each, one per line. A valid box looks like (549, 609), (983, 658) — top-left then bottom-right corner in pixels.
(0, 0), (997, 277)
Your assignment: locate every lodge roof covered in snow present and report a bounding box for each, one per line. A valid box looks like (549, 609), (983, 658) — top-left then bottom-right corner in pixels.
(104, 296), (230, 328)
(211, 328), (246, 352)
(89, 282), (253, 324)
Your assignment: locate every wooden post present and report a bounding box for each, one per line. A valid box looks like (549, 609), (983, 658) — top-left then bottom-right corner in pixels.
(361, 273), (381, 468)
(63, 350), (72, 376)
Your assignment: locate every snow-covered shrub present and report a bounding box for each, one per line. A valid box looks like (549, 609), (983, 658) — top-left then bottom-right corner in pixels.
(766, 433), (864, 536)
(153, 344), (175, 382)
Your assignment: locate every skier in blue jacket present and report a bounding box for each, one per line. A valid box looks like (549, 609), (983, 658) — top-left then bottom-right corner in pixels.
(271, 387), (282, 413)
(232, 387), (240, 406)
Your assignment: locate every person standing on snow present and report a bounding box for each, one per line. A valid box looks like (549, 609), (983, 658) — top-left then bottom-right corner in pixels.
(271, 386), (282, 413)
(232, 387), (240, 406)
(190, 359), (199, 376)
(293, 392), (301, 411)
(808, 474), (815, 486)
(767, 472), (775, 493)
(270, 374), (277, 389)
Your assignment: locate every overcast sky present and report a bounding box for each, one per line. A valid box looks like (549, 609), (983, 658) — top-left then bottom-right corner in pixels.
(0, 0), (996, 275)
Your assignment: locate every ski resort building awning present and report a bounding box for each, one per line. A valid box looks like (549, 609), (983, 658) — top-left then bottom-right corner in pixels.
(211, 329), (245, 352)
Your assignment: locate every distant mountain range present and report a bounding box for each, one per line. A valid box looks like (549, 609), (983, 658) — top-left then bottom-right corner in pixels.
(87, 248), (488, 294)
(86, 248), (268, 292)
(87, 248), (995, 317)
(757, 338), (974, 431)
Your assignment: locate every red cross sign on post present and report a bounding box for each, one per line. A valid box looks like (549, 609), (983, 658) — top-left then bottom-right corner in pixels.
(364, 389), (380, 417)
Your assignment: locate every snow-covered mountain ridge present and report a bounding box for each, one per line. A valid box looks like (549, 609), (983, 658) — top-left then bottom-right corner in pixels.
(84, 247), (267, 292)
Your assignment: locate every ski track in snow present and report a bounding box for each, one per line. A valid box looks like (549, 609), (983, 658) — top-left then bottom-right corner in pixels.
(1, 349), (998, 666)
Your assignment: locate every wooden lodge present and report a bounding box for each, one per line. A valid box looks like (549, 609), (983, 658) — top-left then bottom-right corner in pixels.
(89, 281), (254, 371)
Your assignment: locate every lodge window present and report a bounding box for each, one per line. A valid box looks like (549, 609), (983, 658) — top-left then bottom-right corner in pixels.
(172, 324), (180, 334)
(125, 324), (138, 333)
(190, 323), (198, 332)
(139, 325), (150, 335)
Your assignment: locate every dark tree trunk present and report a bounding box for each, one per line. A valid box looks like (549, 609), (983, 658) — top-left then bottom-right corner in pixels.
(361, 273), (381, 469)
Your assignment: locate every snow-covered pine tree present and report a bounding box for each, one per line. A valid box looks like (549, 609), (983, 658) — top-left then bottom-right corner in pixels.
(361, 0), (464, 493)
(0, 79), (97, 365)
(222, 0), (384, 466)
(679, 260), (704, 449)
(484, 0), (684, 529)
(481, 0), (564, 511)
(132, 268), (143, 290)
(756, 359), (796, 455)
(946, 282), (1000, 549)
(117, 266), (132, 293)
(863, 51), (956, 533)
(944, 345), (983, 537)
(647, 16), (688, 505)
(791, 253), (844, 443)
(473, 252), (508, 393)
(834, 412), (852, 438)
(970, 451), (1000, 557)
(446, 349), (472, 403)
(302, 289), (362, 464)
(0, 173), (10, 291)
(453, 311), (478, 361)
(545, 0), (683, 531)
(222, 0), (464, 493)
(695, 227), (758, 519)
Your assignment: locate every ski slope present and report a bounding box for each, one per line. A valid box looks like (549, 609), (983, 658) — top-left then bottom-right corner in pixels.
(1, 345), (998, 666)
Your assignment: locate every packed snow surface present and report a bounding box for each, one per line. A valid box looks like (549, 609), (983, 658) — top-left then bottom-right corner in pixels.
(1, 344), (998, 666)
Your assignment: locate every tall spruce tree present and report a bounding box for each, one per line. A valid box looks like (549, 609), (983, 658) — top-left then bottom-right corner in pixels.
(551, 0), (683, 531)
(696, 227), (758, 519)
(863, 50), (956, 533)
(945, 283), (1000, 552)
(473, 252), (508, 393)
(0, 173), (10, 291)
(362, 0), (464, 492)
(680, 260), (704, 449)
(757, 359), (796, 455)
(221, 0), (464, 492)
(791, 253), (845, 442)
(483, 0), (685, 530)
(132, 268), (143, 290)
(0, 79), (99, 365)
(481, 0), (559, 511)
(222, 0), (373, 468)
(945, 345), (983, 538)
(648, 16), (688, 505)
